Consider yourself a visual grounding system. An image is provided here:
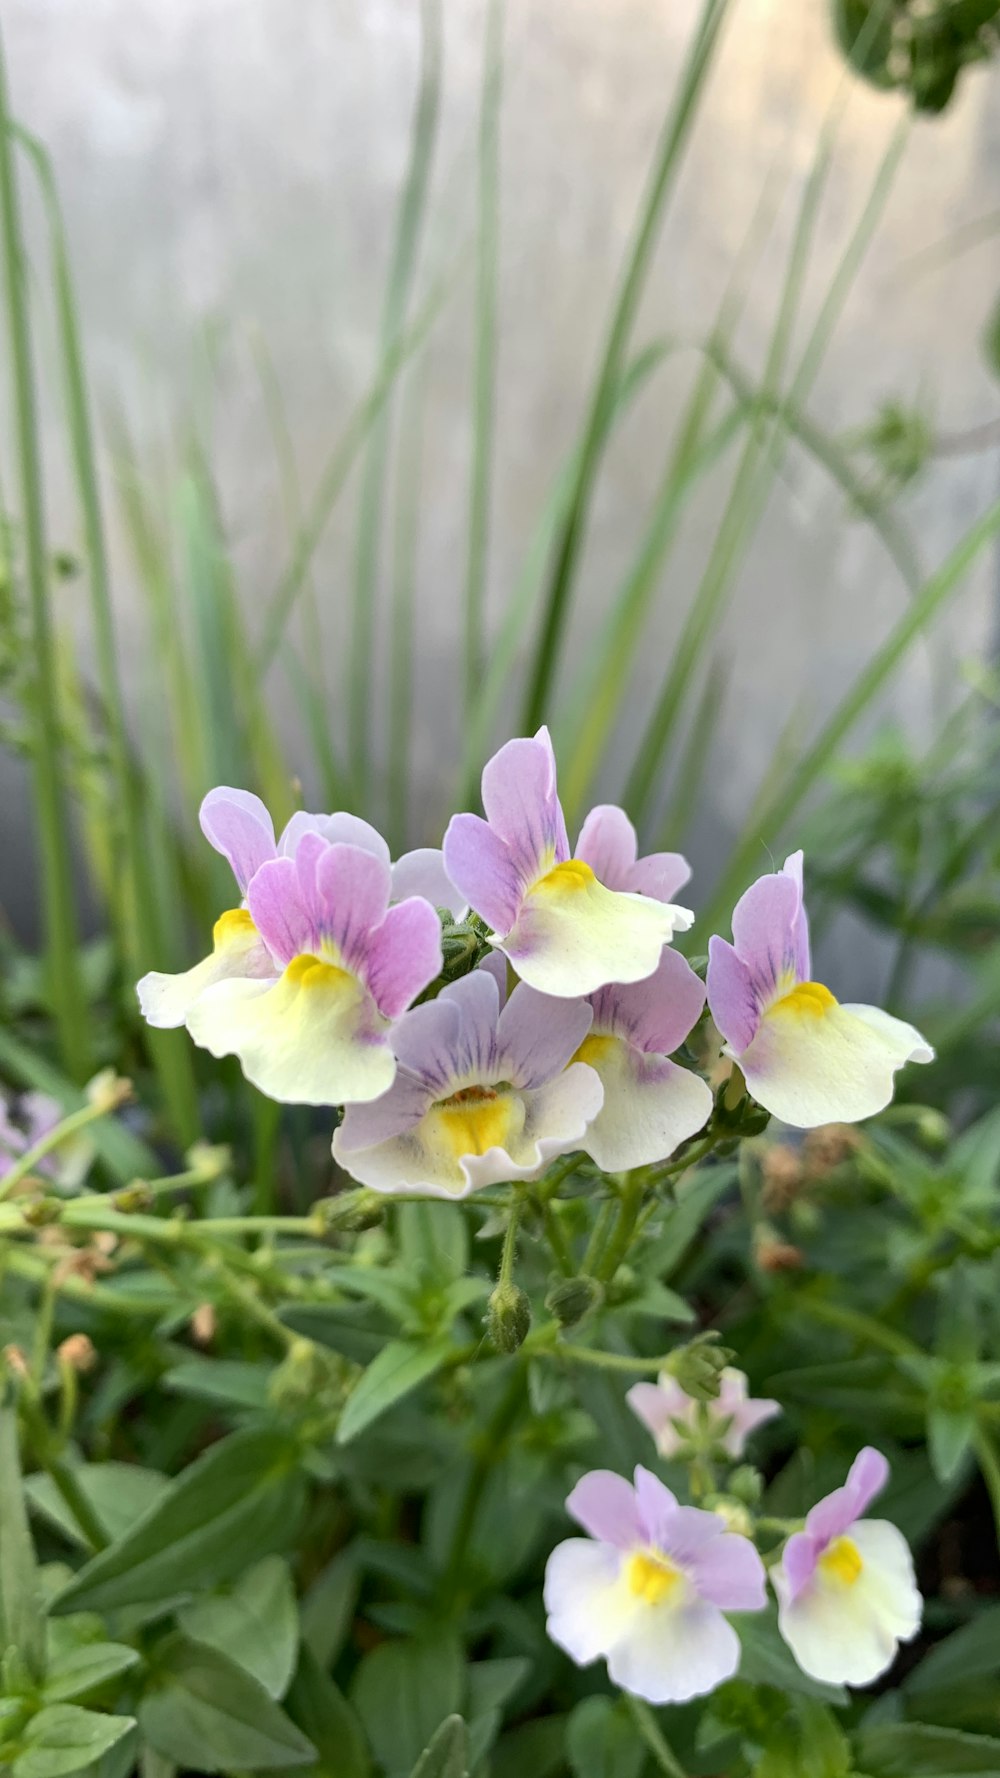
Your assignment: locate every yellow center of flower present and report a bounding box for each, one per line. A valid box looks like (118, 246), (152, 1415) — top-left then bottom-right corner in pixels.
(626, 1550), (683, 1606)
(532, 857), (597, 897)
(572, 1032), (615, 1067)
(213, 907), (257, 948)
(284, 953), (356, 997)
(771, 980), (837, 1019)
(430, 1084), (515, 1158)
(818, 1536), (863, 1587)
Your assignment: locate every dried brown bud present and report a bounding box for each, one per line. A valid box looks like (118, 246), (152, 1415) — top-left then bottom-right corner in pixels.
(754, 1230), (804, 1273)
(760, 1144), (804, 1212)
(2, 1344), (30, 1379)
(191, 1303), (217, 1346)
(57, 1334), (97, 1373)
(802, 1123), (861, 1178)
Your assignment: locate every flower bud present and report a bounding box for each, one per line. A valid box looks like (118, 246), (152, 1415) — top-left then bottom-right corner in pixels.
(754, 1227), (803, 1273)
(545, 1275), (604, 1329)
(57, 1334), (96, 1374)
(113, 1182), (154, 1214)
(185, 1141), (232, 1182)
(269, 1337), (347, 1410)
(312, 1189), (385, 1235)
(727, 1464), (764, 1507)
(1, 1344), (29, 1380)
(486, 1280), (531, 1353)
(191, 1303), (217, 1346)
(85, 1069), (133, 1113)
(21, 1196), (62, 1228)
(706, 1496), (753, 1537)
(663, 1331), (733, 1403)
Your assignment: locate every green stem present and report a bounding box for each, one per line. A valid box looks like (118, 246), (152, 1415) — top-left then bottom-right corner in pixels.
(498, 1190), (524, 1290)
(800, 1295), (920, 1360)
(554, 1344), (676, 1375)
(594, 1176), (645, 1283)
(17, 1388), (107, 1552)
(443, 1363), (525, 1607)
(0, 1099), (117, 1202)
(581, 1197), (616, 1275)
(974, 1424), (1000, 1551)
(542, 1203), (575, 1276)
(624, 1696), (688, 1778)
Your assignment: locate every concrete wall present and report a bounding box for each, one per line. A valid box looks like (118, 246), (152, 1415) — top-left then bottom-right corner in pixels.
(3, 0), (999, 988)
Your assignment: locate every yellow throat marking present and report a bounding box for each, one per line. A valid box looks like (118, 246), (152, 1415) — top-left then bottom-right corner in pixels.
(213, 907), (257, 949)
(818, 1536), (863, 1588)
(772, 979), (837, 1019)
(284, 953), (356, 996)
(573, 1032), (615, 1067)
(431, 1084), (513, 1158)
(533, 857), (597, 898)
(626, 1550), (683, 1607)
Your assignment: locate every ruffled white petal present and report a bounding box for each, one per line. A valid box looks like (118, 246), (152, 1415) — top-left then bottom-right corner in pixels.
(137, 911), (275, 1029)
(543, 1540), (637, 1666)
(575, 1034), (712, 1171)
(736, 993), (933, 1129)
(607, 1598), (741, 1704)
(186, 956), (394, 1106)
(500, 863), (691, 998)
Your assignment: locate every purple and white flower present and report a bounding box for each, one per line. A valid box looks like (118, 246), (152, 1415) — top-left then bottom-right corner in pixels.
(333, 964), (603, 1198)
(575, 803), (690, 906)
(706, 852), (933, 1128)
(773, 1447), (921, 1686)
(544, 1465), (767, 1703)
(627, 1367), (780, 1461)
(574, 948), (712, 1171)
(139, 787), (460, 1035)
(443, 730), (691, 998)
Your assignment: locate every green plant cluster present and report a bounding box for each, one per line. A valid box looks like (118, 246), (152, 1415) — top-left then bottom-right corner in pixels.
(833, 0), (1000, 111)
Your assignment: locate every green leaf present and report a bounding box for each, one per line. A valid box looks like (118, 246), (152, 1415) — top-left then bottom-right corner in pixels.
(928, 1402), (976, 1484)
(982, 291), (1000, 384)
(351, 1636), (464, 1776)
(410, 1716), (468, 1778)
(138, 1636), (315, 1773)
(26, 1465), (169, 1550)
(856, 1723), (1000, 1776)
(0, 1397), (45, 1682)
(464, 1659), (529, 1722)
(163, 1360), (274, 1411)
(42, 1643), (141, 1705)
(908, 1607), (1000, 1696)
(52, 1430), (305, 1616)
(12, 1706), (134, 1778)
(279, 1646), (370, 1778)
(337, 1339), (455, 1445)
(178, 1556), (298, 1700)
(300, 1546), (360, 1670)
(397, 1202), (467, 1282)
(566, 1696), (645, 1778)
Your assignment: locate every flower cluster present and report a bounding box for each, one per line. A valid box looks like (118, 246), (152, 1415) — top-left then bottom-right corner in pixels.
(545, 1374), (922, 1702)
(139, 729), (934, 1193)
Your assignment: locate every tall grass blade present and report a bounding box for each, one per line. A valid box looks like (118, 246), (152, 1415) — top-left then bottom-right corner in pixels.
(656, 655), (729, 849)
(463, 0), (503, 722)
(519, 0), (733, 734)
(0, 42), (89, 1079)
(387, 361), (427, 850)
(349, 0), (443, 803)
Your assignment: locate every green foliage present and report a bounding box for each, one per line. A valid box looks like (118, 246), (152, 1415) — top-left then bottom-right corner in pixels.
(832, 0), (1000, 111)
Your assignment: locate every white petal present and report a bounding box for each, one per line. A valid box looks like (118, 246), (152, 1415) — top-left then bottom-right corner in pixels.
(607, 1598), (740, 1705)
(736, 991), (933, 1129)
(575, 1034), (712, 1171)
(775, 1519), (921, 1687)
(544, 1540), (636, 1666)
(187, 956), (395, 1106)
(500, 861), (691, 998)
(137, 910), (275, 1029)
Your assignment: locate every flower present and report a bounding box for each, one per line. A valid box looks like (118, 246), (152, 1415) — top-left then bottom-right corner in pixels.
(443, 730), (691, 997)
(706, 852), (933, 1127)
(165, 832), (441, 1105)
(575, 803), (691, 905)
(627, 1367), (780, 1460)
(333, 963), (603, 1197)
(138, 787), (460, 1033)
(773, 1447), (921, 1686)
(572, 948), (712, 1170)
(0, 1088), (96, 1189)
(544, 1465), (767, 1703)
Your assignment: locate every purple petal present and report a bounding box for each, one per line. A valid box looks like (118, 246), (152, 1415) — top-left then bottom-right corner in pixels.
(689, 1532), (768, 1612)
(364, 897), (443, 1018)
(706, 936), (761, 1054)
(389, 996), (464, 1093)
(479, 727), (569, 879)
(806, 1447), (890, 1546)
(437, 969), (504, 1079)
(729, 869), (803, 1001)
(200, 788), (276, 893)
(443, 813), (525, 934)
(391, 847), (465, 917)
(782, 850), (811, 980)
(574, 805), (637, 887)
(781, 1531), (820, 1604)
(633, 1465), (680, 1548)
(335, 1067), (434, 1152)
(279, 810), (390, 865)
(497, 984), (592, 1089)
(247, 858), (315, 965)
(590, 947), (705, 1056)
(659, 1503), (730, 1566)
(566, 1470), (642, 1549)
(627, 851), (692, 904)
(310, 843), (393, 971)
(626, 1380), (692, 1454)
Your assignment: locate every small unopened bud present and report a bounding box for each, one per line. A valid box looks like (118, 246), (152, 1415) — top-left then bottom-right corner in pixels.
(191, 1303), (217, 1346)
(707, 1497), (753, 1537)
(113, 1182), (154, 1214)
(312, 1188), (385, 1235)
(802, 1123), (860, 1177)
(486, 1280), (531, 1354)
(85, 1070), (133, 1114)
(21, 1196), (62, 1228)
(269, 1337), (342, 1409)
(728, 1464), (764, 1507)
(754, 1228), (803, 1273)
(914, 1108), (949, 1151)
(664, 1331), (733, 1403)
(760, 1145), (803, 1211)
(57, 1334), (96, 1374)
(2, 1344), (29, 1380)
(545, 1275), (604, 1329)
(185, 1141), (231, 1182)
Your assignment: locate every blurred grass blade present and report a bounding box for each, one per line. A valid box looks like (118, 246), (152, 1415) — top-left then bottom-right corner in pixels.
(0, 43), (89, 1079)
(350, 0), (443, 804)
(656, 654), (729, 849)
(0, 1392), (45, 1683)
(520, 0), (733, 734)
(388, 360), (428, 850)
(703, 495), (1000, 932)
(463, 0), (503, 722)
